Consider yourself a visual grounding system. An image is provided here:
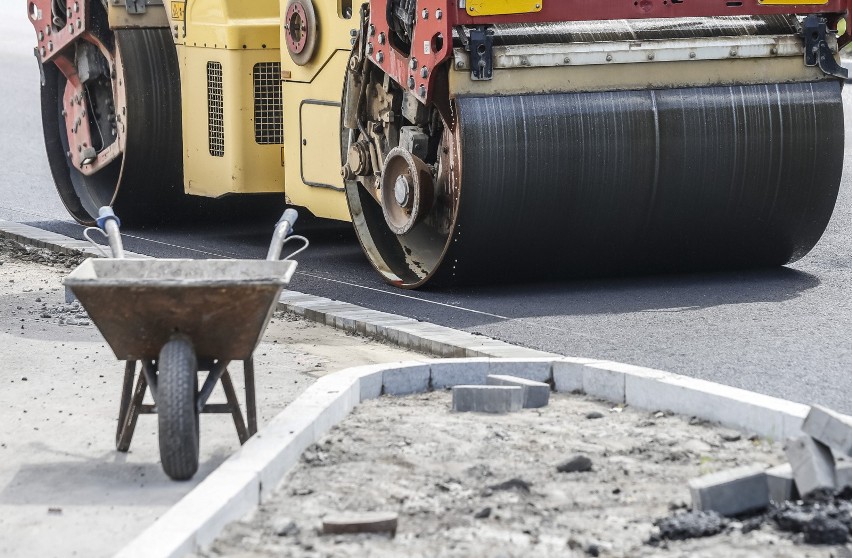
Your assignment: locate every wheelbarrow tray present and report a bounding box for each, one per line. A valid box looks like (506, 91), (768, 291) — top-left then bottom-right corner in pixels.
(65, 258), (297, 361)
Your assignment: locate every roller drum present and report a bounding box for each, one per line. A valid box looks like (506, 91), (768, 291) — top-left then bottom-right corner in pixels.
(440, 81), (844, 284)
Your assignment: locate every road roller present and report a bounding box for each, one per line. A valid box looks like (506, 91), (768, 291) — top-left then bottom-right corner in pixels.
(28, 0), (852, 288)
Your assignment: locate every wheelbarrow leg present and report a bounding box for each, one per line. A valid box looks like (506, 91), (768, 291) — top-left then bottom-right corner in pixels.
(244, 358), (257, 436)
(115, 360), (136, 446)
(220, 368), (249, 445)
(116, 362), (149, 452)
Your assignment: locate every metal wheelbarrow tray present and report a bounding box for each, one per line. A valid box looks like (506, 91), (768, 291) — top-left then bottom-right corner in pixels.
(66, 259), (296, 361)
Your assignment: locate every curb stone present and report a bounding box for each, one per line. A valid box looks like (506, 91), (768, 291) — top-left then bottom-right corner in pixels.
(117, 357), (820, 558)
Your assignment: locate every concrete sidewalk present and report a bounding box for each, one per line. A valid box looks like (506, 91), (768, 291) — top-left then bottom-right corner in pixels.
(0, 239), (423, 558)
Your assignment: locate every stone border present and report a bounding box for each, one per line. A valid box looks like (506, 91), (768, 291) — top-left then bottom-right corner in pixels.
(0, 219), (556, 360)
(114, 357), (810, 557)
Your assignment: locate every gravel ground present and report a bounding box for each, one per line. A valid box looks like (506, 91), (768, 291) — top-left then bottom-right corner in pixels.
(201, 392), (850, 557)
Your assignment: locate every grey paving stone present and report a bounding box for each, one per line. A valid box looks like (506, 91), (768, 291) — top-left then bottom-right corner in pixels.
(452, 385), (523, 414)
(766, 463), (798, 503)
(802, 405), (852, 457)
(784, 435), (836, 497)
(689, 465), (769, 517)
(486, 374), (550, 408)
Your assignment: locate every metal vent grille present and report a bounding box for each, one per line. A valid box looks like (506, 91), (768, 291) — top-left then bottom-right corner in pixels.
(207, 61), (224, 157)
(253, 62), (284, 145)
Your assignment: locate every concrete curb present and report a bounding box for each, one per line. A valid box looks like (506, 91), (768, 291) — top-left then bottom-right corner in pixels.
(277, 290), (558, 359)
(0, 219), (555, 360)
(115, 357), (811, 557)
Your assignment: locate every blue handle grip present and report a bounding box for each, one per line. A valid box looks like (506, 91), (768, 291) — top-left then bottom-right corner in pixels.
(96, 206), (121, 230)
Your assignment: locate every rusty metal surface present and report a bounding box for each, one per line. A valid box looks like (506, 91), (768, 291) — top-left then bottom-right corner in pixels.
(65, 259), (296, 360)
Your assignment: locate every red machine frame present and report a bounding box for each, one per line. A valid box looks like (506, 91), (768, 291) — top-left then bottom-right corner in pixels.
(367, 0), (852, 104)
(28, 0), (125, 176)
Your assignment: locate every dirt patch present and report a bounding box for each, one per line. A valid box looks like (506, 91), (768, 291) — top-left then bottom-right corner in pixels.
(200, 392), (847, 557)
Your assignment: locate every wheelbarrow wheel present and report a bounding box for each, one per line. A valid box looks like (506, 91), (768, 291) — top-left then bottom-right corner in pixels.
(157, 336), (200, 480)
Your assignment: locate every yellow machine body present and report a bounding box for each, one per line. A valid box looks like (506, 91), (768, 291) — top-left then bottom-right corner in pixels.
(161, 0), (352, 221)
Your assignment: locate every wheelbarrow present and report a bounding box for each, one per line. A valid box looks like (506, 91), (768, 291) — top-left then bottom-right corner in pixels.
(65, 207), (306, 480)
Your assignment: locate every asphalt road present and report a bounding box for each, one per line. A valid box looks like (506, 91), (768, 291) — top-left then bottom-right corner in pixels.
(3, 4), (852, 412)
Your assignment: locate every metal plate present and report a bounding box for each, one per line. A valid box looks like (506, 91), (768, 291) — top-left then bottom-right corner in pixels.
(466, 0), (543, 17)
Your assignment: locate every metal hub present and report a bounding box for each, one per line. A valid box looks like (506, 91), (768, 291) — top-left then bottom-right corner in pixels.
(380, 147), (434, 236)
(394, 175), (411, 207)
(286, 7), (306, 53)
(284, 0), (318, 66)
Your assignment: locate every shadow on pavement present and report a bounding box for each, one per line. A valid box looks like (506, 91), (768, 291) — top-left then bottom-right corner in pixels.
(0, 449), (229, 506)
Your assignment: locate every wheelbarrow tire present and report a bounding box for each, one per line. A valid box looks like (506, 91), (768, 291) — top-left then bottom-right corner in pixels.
(157, 336), (200, 481)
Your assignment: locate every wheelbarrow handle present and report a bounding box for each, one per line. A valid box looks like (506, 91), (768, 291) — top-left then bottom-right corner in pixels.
(97, 206), (125, 259)
(266, 209), (299, 261)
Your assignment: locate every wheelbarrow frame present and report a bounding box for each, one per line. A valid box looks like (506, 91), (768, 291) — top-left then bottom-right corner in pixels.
(67, 207), (306, 479)
(115, 357), (258, 451)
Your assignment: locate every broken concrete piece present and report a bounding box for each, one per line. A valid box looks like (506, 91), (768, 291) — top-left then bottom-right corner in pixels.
(688, 465), (769, 517)
(486, 374), (550, 408)
(452, 385), (523, 413)
(321, 512), (398, 536)
(557, 454), (593, 473)
(765, 463), (798, 503)
(802, 405), (852, 456)
(784, 436), (835, 497)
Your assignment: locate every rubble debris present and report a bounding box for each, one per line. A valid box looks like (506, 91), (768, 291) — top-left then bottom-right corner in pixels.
(274, 519), (300, 537)
(650, 510), (727, 542)
(556, 454), (593, 474)
(0, 238), (85, 269)
(473, 507), (491, 519)
(771, 499), (852, 544)
(802, 515), (848, 545)
(486, 478), (532, 494)
(35, 300), (91, 327)
(718, 430), (742, 443)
